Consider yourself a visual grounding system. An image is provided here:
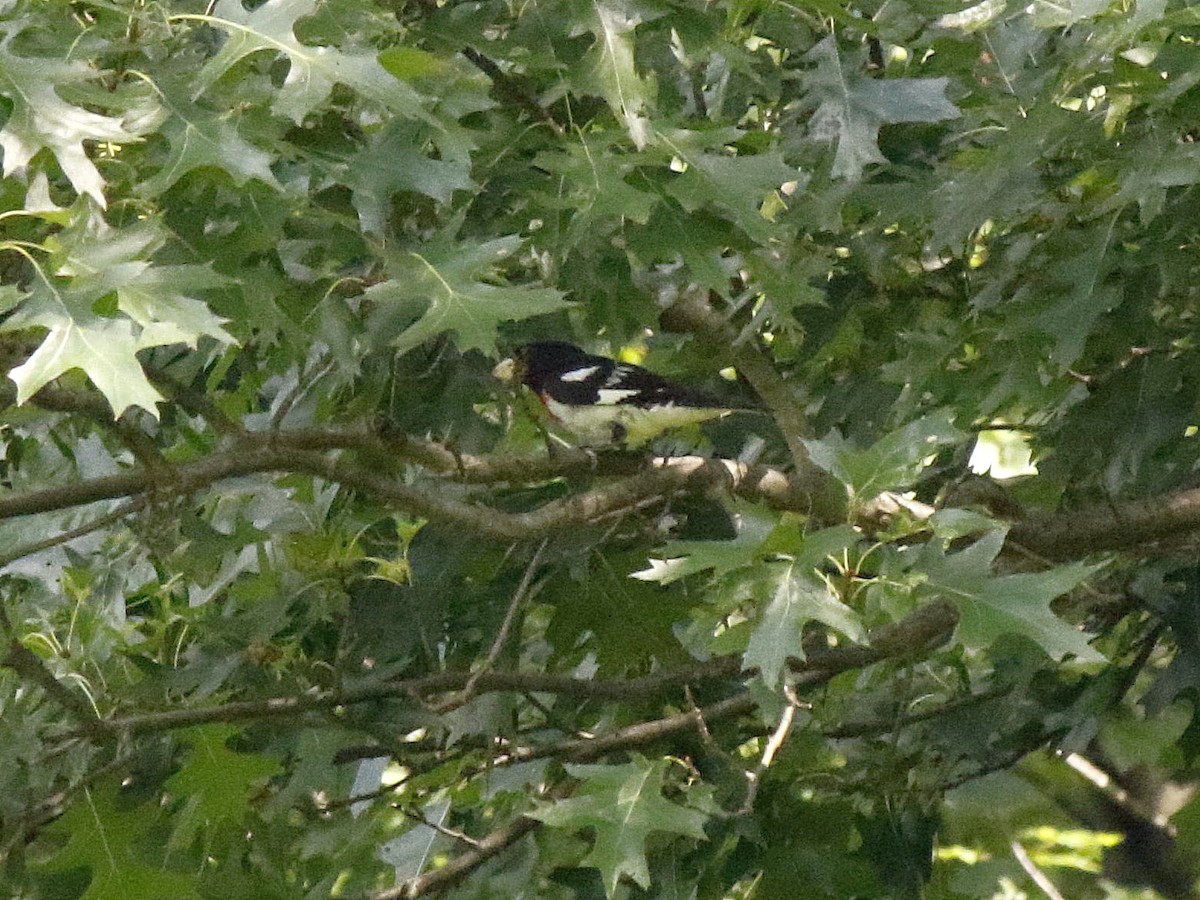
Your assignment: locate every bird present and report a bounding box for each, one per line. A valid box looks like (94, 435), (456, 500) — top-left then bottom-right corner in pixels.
(492, 341), (739, 447)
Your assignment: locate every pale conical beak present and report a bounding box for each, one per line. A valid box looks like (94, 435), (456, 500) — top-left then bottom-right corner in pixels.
(492, 357), (517, 382)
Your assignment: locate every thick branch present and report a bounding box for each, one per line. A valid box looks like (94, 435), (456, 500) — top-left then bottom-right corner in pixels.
(0, 434), (816, 543)
(11, 422), (1200, 561)
(1008, 486), (1200, 559)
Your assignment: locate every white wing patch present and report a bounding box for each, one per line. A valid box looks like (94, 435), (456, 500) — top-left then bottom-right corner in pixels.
(596, 388), (641, 405)
(605, 366), (636, 386)
(560, 365), (602, 383)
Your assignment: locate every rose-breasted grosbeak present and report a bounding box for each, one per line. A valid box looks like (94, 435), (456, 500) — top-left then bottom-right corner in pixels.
(492, 341), (737, 447)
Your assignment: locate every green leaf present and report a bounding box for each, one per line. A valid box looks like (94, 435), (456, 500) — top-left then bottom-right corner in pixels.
(0, 35), (139, 206)
(166, 724), (283, 848)
(369, 234), (568, 355)
(632, 503), (778, 584)
(377, 47), (452, 82)
(930, 507), (999, 540)
(530, 755), (709, 896)
(934, 0), (1008, 32)
(575, 1), (657, 148)
(139, 88), (280, 196)
(57, 219), (235, 348)
(919, 530), (1105, 662)
(1031, 231), (1121, 367)
(804, 411), (964, 501)
(533, 139), (658, 245)
(3, 297), (165, 417)
(547, 554), (693, 673)
(2, 219), (234, 417)
(660, 130), (800, 242)
(189, 0), (428, 123)
(347, 121), (475, 236)
(803, 37), (960, 180)
(37, 784), (202, 900)
(743, 562), (866, 687)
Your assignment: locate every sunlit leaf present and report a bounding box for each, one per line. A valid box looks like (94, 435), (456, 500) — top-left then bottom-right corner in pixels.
(0, 37), (139, 206)
(530, 755), (710, 895)
(920, 530), (1104, 662)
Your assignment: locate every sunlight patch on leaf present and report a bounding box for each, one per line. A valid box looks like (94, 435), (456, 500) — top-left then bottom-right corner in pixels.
(935, 0), (1007, 32)
(969, 429), (1038, 479)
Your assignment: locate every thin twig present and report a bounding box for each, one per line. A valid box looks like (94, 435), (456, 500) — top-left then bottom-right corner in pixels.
(682, 684), (714, 746)
(1010, 839), (1066, 900)
(271, 354), (336, 429)
(0, 496), (149, 569)
(737, 690), (799, 814)
(461, 47), (564, 135)
(398, 805), (483, 849)
(824, 685), (1010, 738)
(367, 781), (574, 900)
(438, 539), (549, 712)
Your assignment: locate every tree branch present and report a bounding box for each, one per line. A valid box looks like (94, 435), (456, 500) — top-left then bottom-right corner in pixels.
(0, 432), (818, 543)
(358, 600), (961, 899)
(660, 291), (835, 505)
(369, 801), (544, 900)
(460, 47), (565, 135)
(0, 602), (112, 743)
(70, 659), (744, 739)
(8, 421), (1200, 564)
(64, 601), (958, 744)
(0, 497), (149, 569)
(1008, 486), (1200, 559)
(436, 538), (548, 712)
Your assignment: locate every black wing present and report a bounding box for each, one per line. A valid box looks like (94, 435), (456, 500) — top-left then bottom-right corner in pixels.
(521, 342), (722, 409)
